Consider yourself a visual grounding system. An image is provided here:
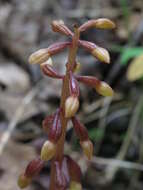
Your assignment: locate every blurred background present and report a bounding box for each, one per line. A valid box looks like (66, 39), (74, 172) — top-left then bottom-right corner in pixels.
(0, 0), (143, 189)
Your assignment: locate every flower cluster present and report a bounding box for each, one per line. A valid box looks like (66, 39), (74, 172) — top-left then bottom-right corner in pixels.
(18, 18), (115, 190)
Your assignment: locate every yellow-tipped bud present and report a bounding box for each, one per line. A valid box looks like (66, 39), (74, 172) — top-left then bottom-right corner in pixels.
(92, 47), (110, 64)
(79, 18), (116, 32)
(65, 96), (79, 118)
(95, 81), (114, 97)
(29, 49), (50, 64)
(40, 57), (53, 68)
(95, 18), (116, 29)
(40, 140), (56, 161)
(18, 174), (31, 189)
(69, 181), (82, 190)
(74, 62), (81, 73)
(80, 140), (93, 160)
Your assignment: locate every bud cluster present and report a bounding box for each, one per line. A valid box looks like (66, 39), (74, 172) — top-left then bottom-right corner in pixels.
(18, 18), (115, 189)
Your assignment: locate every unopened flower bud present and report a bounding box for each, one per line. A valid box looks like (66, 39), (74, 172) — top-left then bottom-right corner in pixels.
(65, 96), (79, 118)
(79, 40), (95, 52)
(69, 181), (82, 190)
(72, 117), (88, 141)
(80, 140), (93, 160)
(41, 140), (56, 161)
(47, 42), (71, 55)
(18, 174), (31, 189)
(42, 114), (54, 133)
(55, 157), (70, 188)
(95, 81), (114, 96)
(92, 47), (110, 63)
(48, 109), (62, 143)
(29, 49), (50, 64)
(74, 62), (81, 73)
(66, 156), (82, 182)
(79, 40), (110, 63)
(25, 158), (44, 178)
(41, 64), (63, 79)
(76, 76), (99, 88)
(69, 71), (80, 97)
(51, 20), (73, 36)
(79, 18), (116, 32)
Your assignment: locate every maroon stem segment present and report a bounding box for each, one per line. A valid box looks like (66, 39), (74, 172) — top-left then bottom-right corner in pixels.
(49, 26), (80, 190)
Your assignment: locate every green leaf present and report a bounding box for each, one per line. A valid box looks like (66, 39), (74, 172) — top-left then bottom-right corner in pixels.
(89, 128), (104, 141)
(120, 47), (143, 65)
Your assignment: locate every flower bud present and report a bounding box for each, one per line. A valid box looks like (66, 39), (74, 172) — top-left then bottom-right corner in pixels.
(72, 117), (88, 141)
(29, 49), (50, 64)
(47, 42), (71, 55)
(25, 158), (44, 178)
(18, 174), (31, 189)
(69, 181), (82, 190)
(51, 20), (73, 36)
(79, 40), (95, 52)
(80, 140), (93, 160)
(95, 81), (114, 96)
(66, 156), (82, 182)
(76, 76), (99, 88)
(48, 109), (62, 143)
(42, 114), (54, 133)
(74, 61), (81, 73)
(55, 157), (70, 188)
(40, 140), (56, 161)
(92, 47), (110, 63)
(69, 71), (80, 97)
(79, 18), (116, 32)
(79, 40), (110, 63)
(65, 96), (79, 118)
(41, 64), (63, 79)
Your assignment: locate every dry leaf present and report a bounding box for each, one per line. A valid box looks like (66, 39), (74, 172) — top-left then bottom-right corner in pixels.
(127, 54), (143, 81)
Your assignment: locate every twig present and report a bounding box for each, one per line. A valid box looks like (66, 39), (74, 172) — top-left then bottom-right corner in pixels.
(104, 95), (143, 182)
(91, 156), (143, 172)
(83, 94), (122, 114)
(0, 79), (44, 155)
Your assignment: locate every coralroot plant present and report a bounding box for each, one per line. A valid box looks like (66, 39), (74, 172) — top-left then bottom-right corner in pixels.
(18, 18), (115, 190)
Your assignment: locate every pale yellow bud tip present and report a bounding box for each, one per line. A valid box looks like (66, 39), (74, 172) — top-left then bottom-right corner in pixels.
(65, 96), (79, 118)
(69, 181), (82, 190)
(40, 140), (56, 161)
(40, 57), (53, 68)
(92, 47), (110, 64)
(18, 174), (31, 189)
(29, 49), (50, 64)
(95, 81), (114, 97)
(80, 140), (93, 160)
(95, 18), (116, 29)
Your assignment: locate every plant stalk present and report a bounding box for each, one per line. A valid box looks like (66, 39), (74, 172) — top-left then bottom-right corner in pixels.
(49, 25), (80, 190)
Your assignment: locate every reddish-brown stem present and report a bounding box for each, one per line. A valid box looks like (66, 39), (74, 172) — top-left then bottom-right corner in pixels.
(49, 25), (80, 190)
